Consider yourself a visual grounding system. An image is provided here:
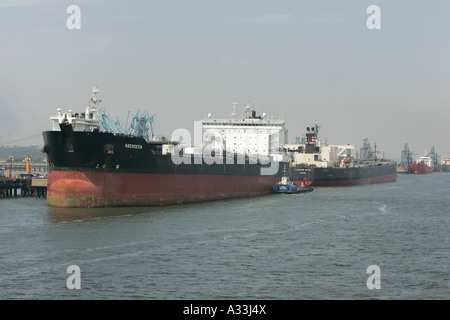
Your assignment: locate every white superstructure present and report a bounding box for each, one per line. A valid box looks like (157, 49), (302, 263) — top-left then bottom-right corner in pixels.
(284, 122), (357, 168)
(201, 103), (287, 157)
(50, 87), (101, 132)
(415, 156), (433, 167)
(285, 142), (356, 168)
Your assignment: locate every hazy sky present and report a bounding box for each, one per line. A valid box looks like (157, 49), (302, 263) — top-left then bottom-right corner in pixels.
(1, 0), (449, 160)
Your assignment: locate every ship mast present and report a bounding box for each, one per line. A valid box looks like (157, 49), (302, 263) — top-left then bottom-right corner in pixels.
(314, 120), (319, 140)
(231, 102), (238, 120)
(86, 86), (101, 121)
(90, 87), (101, 108)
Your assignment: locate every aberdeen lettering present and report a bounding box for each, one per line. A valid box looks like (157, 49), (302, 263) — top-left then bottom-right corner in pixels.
(125, 143), (143, 149)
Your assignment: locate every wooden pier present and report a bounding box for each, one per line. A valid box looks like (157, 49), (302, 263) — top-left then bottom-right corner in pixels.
(0, 177), (47, 199)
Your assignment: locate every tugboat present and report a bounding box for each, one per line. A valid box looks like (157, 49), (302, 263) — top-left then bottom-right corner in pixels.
(272, 173), (313, 194)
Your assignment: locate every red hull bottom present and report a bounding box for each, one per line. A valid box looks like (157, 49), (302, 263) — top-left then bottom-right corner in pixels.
(47, 171), (281, 208)
(411, 163), (433, 174)
(294, 173), (397, 187)
(412, 170), (433, 174)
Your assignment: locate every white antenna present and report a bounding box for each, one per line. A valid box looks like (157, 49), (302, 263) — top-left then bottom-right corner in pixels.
(245, 101), (252, 118)
(231, 102), (238, 119)
(90, 87), (101, 107)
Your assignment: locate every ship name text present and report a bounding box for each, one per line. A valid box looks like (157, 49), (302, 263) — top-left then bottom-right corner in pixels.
(125, 144), (143, 150)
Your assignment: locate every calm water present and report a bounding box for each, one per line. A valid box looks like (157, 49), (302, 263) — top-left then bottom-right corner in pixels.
(0, 173), (448, 300)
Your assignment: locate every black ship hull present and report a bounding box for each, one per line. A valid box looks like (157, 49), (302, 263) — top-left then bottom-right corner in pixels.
(290, 163), (397, 186)
(43, 128), (285, 207)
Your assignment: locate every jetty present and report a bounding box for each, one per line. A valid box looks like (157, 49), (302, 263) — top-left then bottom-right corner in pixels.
(0, 151), (47, 199)
(0, 177), (47, 199)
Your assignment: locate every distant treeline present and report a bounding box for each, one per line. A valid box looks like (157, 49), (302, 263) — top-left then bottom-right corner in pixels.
(0, 146), (46, 162)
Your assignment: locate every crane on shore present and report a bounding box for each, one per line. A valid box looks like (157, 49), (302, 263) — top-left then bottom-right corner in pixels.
(0, 133), (42, 147)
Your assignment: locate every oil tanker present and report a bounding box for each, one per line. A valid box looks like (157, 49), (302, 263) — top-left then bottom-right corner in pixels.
(441, 159), (450, 172)
(411, 156), (434, 174)
(284, 122), (397, 186)
(43, 88), (287, 208)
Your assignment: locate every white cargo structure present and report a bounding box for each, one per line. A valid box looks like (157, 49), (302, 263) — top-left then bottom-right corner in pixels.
(201, 103), (287, 158)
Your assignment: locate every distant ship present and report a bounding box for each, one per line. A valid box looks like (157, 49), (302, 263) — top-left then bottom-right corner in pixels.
(396, 143), (413, 174)
(440, 159), (450, 172)
(427, 146), (442, 172)
(42, 88), (288, 208)
(411, 156), (434, 174)
(284, 122), (397, 186)
(396, 144), (446, 174)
